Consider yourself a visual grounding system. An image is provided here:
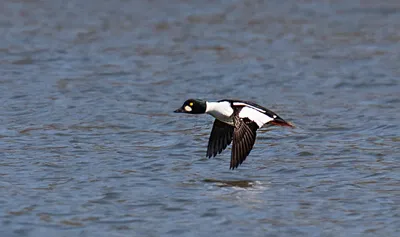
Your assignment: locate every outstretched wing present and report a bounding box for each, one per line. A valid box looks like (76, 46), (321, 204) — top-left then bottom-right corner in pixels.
(230, 117), (258, 169)
(207, 119), (234, 158)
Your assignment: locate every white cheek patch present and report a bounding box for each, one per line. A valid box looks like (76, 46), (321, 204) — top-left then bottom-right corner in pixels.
(184, 106), (192, 112)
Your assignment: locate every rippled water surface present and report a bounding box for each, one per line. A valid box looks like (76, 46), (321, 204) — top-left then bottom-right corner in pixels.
(1, 0), (400, 236)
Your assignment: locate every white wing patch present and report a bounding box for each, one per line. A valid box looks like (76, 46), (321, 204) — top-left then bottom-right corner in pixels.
(239, 107), (273, 127)
(232, 102), (266, 113)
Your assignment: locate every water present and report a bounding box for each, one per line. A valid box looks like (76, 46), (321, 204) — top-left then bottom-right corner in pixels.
(1, 0), (399, 236)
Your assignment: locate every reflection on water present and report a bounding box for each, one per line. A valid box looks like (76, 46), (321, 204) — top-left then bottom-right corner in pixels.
(203, 179), (256, 188)
(1, 0), (400, 236)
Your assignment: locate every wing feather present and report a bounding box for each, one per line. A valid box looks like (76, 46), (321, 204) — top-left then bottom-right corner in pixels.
(206, 119), (234, 158)
(230, 117), (258, 169)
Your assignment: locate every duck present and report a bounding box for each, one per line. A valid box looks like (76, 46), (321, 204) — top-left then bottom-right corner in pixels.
(174, 99), (294, 169)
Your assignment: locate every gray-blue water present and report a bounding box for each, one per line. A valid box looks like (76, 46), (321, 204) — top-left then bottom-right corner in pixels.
(1, 0), (399, 236)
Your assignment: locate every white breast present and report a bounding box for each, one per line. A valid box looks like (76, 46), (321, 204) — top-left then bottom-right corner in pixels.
(205, 101), (234, 125)
(239, 107), (273, 127)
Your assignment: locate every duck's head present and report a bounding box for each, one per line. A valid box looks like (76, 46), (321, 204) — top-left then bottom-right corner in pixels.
(174, 99), (206, 114)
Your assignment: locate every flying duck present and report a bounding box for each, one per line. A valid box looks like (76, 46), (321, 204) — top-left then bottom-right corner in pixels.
(174, 99), (294, 169)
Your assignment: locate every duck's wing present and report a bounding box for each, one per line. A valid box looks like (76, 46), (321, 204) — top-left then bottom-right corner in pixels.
(207, 119), (234, 158)
(230, 117), (258, 169)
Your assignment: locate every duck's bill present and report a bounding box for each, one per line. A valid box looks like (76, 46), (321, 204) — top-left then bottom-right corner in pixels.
(174, 107), (185, 113)
(270, 117), (295, 128)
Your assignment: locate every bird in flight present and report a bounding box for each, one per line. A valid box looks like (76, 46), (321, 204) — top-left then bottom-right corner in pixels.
(174, 99), (294, 169)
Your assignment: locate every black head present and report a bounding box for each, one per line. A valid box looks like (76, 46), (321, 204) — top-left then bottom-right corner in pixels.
(174, 99), (206, 114)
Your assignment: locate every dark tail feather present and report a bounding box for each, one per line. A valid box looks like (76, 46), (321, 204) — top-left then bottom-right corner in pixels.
(270, 117), (295, 128)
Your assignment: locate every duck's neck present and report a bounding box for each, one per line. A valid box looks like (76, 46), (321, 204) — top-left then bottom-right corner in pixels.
(205, 101), (234, 124)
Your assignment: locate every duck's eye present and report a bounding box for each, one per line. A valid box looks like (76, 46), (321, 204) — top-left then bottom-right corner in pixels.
(189, 102), (194, 106)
